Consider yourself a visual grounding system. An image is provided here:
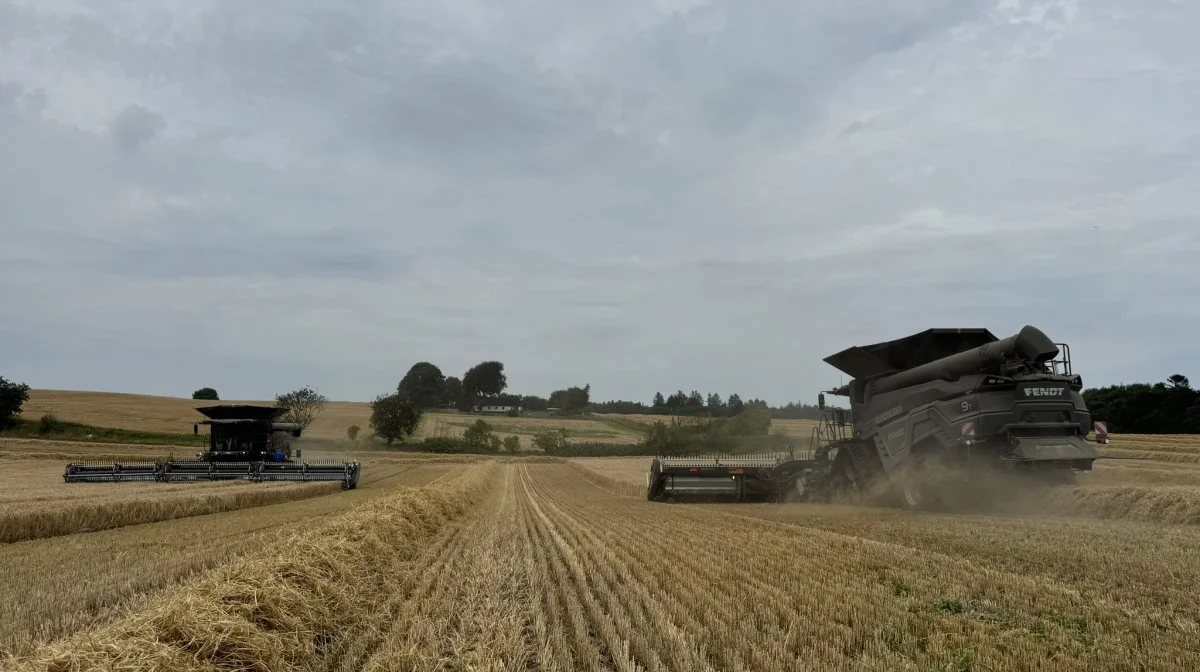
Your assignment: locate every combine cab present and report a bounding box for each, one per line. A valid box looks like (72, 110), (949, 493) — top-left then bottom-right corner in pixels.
(64, 405), (361, 490)
(647, 325), (1102, 509)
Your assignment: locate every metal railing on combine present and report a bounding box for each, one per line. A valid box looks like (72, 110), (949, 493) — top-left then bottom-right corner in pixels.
(657, 447), (816, 468)
(811, 409), (852, 451)
(657, 453), (787, 468)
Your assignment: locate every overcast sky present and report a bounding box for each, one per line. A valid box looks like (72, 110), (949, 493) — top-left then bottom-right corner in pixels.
(1, 0), (1197, 405)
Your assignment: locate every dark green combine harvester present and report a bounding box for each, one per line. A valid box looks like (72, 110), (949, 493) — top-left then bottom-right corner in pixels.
(647, 325), (1101, 510)
(63, 405), (361, 490)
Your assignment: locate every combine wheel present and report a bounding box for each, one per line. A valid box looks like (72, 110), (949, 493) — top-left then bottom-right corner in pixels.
(792, 476), (806, 501)
(776, 475), (808, 503)
(894, 462), (937, 511)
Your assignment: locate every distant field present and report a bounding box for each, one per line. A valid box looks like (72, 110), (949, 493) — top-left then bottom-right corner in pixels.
(19, 389), (648, 447)
(20, 389), (372, 440)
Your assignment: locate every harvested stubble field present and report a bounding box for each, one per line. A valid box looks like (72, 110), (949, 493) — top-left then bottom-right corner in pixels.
(5, 388), (1200, 670)
(2, 436), (1199, 670)
(0, 457), (465, 660)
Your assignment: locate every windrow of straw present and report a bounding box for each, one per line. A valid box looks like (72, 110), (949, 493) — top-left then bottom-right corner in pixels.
(1, 483), (343, 543)
(1102, 449), (1200, 464)
(4, 462), (497, 672)
(1044, 484), (1200, 526)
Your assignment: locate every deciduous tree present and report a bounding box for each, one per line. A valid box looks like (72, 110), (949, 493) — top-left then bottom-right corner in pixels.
(462, 361), (507, 410)
(397, 362), (446, 408)
(0, 376), (30, 430)
(369, 393), (422, 445)
(275, 385), (327, 431)
(442, 376), (463, 408)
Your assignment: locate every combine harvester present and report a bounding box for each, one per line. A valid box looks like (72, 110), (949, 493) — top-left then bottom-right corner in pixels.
(63, 405), (361, 490)
(646, 325), (1102, 509)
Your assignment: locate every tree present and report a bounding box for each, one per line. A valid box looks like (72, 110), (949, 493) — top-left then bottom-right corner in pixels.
(502, 435), (521, 454)
(369, 393), (422, 445)
(548, 384), (591, 415)
(1167, 374), (1191, 390)
(463, 361), (507, 395)
(442, 376), (463, 408)
(687, 390), (704, 407)
(461, 361), (507, 410)
(706, 392), (724, 416)
(192, 387), (219, 401)
(726, 403), (772, 435)
(521, 395), (549, 412)
(275, 385), (327, 431)
(397, 362), (446, 408)
(347, 424), (361, 441)
(652, 392), (665, 408)
(0, 376), (31, 430)
(727, 393), (745, 416)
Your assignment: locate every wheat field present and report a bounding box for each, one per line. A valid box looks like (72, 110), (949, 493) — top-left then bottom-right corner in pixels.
(3, 391), (1200, 670)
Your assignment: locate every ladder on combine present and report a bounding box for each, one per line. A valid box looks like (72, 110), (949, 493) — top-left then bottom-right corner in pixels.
(810, 407), (852, 457)
(810, 405), (880, 491)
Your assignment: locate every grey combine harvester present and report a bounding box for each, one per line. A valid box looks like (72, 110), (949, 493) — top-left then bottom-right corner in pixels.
(63, 405), (361, 490)
(646, 325), (1102, 509)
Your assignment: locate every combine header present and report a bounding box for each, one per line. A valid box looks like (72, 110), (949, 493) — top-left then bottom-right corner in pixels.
(64, 405), (361, 490)
(647, 325), (1102, 509)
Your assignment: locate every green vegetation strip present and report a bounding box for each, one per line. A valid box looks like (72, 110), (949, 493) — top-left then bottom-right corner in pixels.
(0, 419), (206, 447)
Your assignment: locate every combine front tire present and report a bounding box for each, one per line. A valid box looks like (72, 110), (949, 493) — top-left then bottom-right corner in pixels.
(894, 463), (938, 511)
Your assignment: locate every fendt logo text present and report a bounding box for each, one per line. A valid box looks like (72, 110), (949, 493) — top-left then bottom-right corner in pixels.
(1023, 387), (1065, 398)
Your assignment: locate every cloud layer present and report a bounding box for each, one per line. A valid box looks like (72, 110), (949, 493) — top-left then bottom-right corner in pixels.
(2, 0), (1197, 403)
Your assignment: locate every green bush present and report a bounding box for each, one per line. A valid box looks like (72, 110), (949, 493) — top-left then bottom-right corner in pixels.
(531, 428), (570, 454)
(418, 437), (497, 455)
(503, 435), (521, 454)
(463, 419), (497, 451)
(38, 414), (63, 434)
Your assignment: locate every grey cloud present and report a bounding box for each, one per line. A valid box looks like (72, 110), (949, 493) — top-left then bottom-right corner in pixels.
(110, 103), (165, 153)
(0, 0), (1198, 402)
(108, 230), (403, 281)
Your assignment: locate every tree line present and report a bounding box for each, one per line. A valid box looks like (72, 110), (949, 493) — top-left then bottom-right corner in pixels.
(590, 393), (825, 420)
(1083, 374), (1200, 434)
